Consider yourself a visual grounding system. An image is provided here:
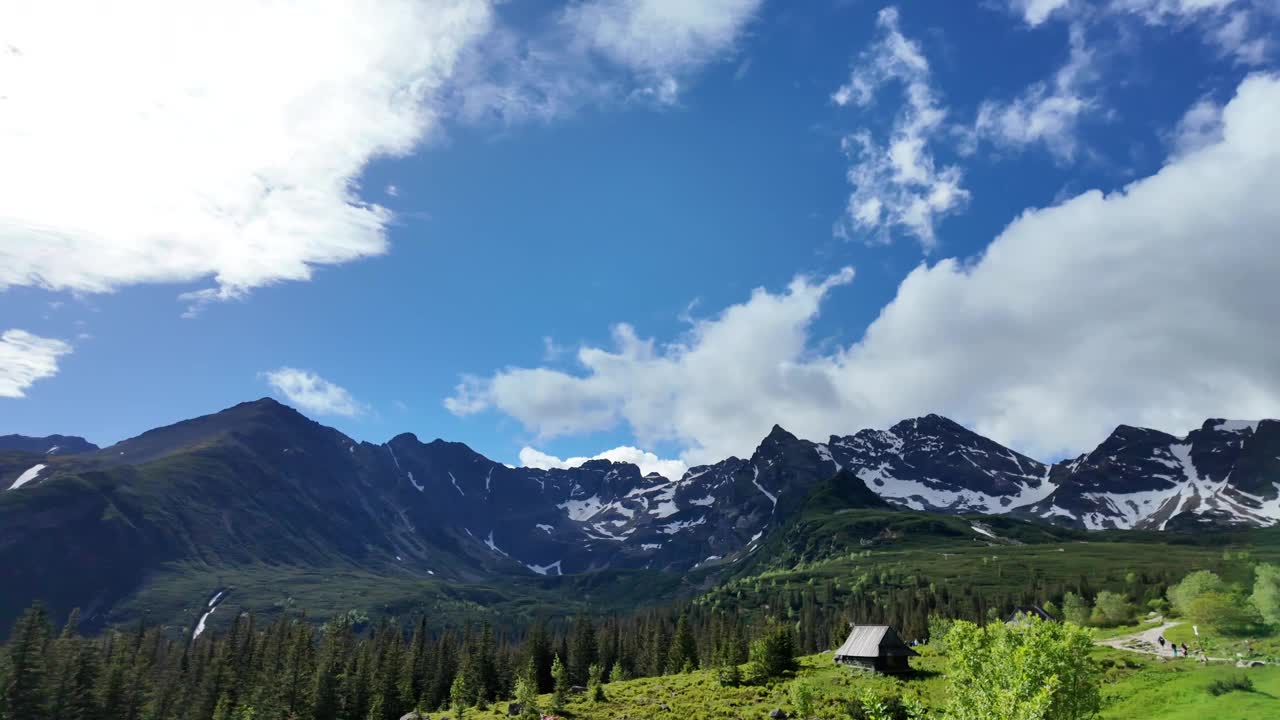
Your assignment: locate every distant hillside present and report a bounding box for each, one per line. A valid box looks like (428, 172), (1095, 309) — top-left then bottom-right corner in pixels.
(0, 434), (99, 455)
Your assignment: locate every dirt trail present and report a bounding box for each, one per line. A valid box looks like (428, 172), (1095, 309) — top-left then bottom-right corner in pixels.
(1094, 620), (1238, 663)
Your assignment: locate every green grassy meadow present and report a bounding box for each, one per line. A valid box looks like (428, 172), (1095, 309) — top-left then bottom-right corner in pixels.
(460, 648), (1277, 720)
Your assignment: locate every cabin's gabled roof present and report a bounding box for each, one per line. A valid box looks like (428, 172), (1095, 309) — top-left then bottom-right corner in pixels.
(834, 625), (918, 658)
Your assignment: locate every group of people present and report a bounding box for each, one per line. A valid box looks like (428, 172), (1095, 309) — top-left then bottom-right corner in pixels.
(1157, 635), (1190, 658)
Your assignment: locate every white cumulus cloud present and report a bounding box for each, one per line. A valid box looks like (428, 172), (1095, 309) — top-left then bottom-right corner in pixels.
(0, 0), (493, 311)
(519, 445), (688, 480)
(450, 74), (1280, 464)
(0, 330), (72, 399)
(264, 368), (364, 417)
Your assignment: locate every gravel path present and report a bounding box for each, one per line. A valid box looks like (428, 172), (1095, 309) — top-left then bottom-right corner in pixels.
(1095, 620), (1241, 663)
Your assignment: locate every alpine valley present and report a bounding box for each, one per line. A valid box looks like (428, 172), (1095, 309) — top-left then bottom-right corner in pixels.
(2, 398), (1278, 638)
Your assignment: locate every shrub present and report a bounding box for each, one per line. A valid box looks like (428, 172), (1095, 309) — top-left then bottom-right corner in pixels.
(789, 678), (817, 719)
(1187, 591), (1261, 635)
(1062, 592), (1091, 626)
(1206, 674), (1254, 696)
(1250, 563), (1280, 625)
(927, 614), (954, 651)
(1092, 591), (1135, 626)
(945, 617), (1100, 720)
(1168, 571), (1225, 617)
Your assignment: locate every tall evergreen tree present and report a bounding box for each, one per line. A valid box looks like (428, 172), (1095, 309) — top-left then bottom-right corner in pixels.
(4, 604), (50, 720)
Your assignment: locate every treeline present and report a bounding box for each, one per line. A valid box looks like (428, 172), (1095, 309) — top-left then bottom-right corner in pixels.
(0, 601), (764, 720)
(699, 561), (1184, 649)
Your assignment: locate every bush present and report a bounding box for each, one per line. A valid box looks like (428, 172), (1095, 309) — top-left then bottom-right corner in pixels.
(1168, 571), (1225, 617)
(944, 617), (1100, 720)
(1092, 591), (1135, 627)
(1250, 563), (1280, 625)
(788, 678), (817, 719)
(1187, 591), (1261, 635)
(1206, 674), (1254, 696)
(1062, 592), (1091, 626)
(927, 614), (954, 651)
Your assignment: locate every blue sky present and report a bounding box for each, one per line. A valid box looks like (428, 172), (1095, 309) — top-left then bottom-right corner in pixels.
(3, 0), (1280, 476)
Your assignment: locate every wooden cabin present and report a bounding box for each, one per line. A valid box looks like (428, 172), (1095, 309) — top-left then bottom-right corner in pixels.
(1006, 605), (1056, 625)
(833, 625), (917, 674)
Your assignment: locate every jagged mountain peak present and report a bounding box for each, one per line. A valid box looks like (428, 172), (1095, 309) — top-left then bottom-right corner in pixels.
(759, 423), (800, 447)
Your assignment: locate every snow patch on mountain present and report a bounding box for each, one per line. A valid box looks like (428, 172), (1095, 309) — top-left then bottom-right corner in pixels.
(527, 560), (562, 576)
(662, 516), (706, 534)
(9, 464), (45, 491)
(559, 495), (604, 521)
(751, 464), (778, 511)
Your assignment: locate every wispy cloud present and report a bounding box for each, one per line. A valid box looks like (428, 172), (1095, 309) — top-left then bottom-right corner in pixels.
(449, 0), (764, 124)
(264, 367), (364, 417)
(831, 7), (968, 251)
(973, 23), (1097, 161)
(0, 329), (72, 398)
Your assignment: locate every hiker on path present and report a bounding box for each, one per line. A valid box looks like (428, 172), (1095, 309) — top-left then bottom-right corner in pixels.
(1158, 635), (1166, 649)
(1172, 644), (1178, 657)
(1181, 643), (1189, 658)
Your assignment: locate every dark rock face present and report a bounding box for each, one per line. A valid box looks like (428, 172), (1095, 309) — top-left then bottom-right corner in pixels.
(1024, 419), (1280, 529)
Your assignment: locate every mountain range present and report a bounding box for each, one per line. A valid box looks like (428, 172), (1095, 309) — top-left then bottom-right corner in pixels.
(1, 398), (1277, 635)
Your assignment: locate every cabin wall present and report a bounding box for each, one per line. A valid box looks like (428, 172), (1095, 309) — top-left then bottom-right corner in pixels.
(836, 656), (876, 672)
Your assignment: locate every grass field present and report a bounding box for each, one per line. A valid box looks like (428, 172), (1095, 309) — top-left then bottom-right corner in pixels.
(457, 647), (1277, 720)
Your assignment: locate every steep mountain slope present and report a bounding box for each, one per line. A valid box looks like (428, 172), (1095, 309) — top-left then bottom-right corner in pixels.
(1026, 419), (1280, 529)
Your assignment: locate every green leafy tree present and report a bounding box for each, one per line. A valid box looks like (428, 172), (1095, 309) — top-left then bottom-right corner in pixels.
(549, 654), (569, 712)
(1250, 563), (1280, 625)
(1187, 591), (1260, 635)
(1168, 570), (1225, 617)
(927, 614), (954, 651)
(1042, 601), (1061, 621)
(1062, 592), (1091, 626)
(945, 617), (1100, 720)
(1091, 591), (1135, 627)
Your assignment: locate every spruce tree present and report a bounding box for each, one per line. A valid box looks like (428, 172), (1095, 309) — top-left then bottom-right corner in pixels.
(568, 616), (597, 686)
(549, 654), (568, 712)
(4, 604), (50, 720)
(512, 659), (539, 720)
(666, 612), (697, 672)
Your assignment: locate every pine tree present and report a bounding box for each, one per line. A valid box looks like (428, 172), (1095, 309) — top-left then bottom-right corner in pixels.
(666, 612), (697, 672)
(549, 654), (568, 712)
(449, 670), (469, 720)
(512, 659), (539, 720)
(4, 603), (50, 720)
(587, 662), (605, 702)
(568, 616), (597, 686)
(523, 622), (553, 694)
